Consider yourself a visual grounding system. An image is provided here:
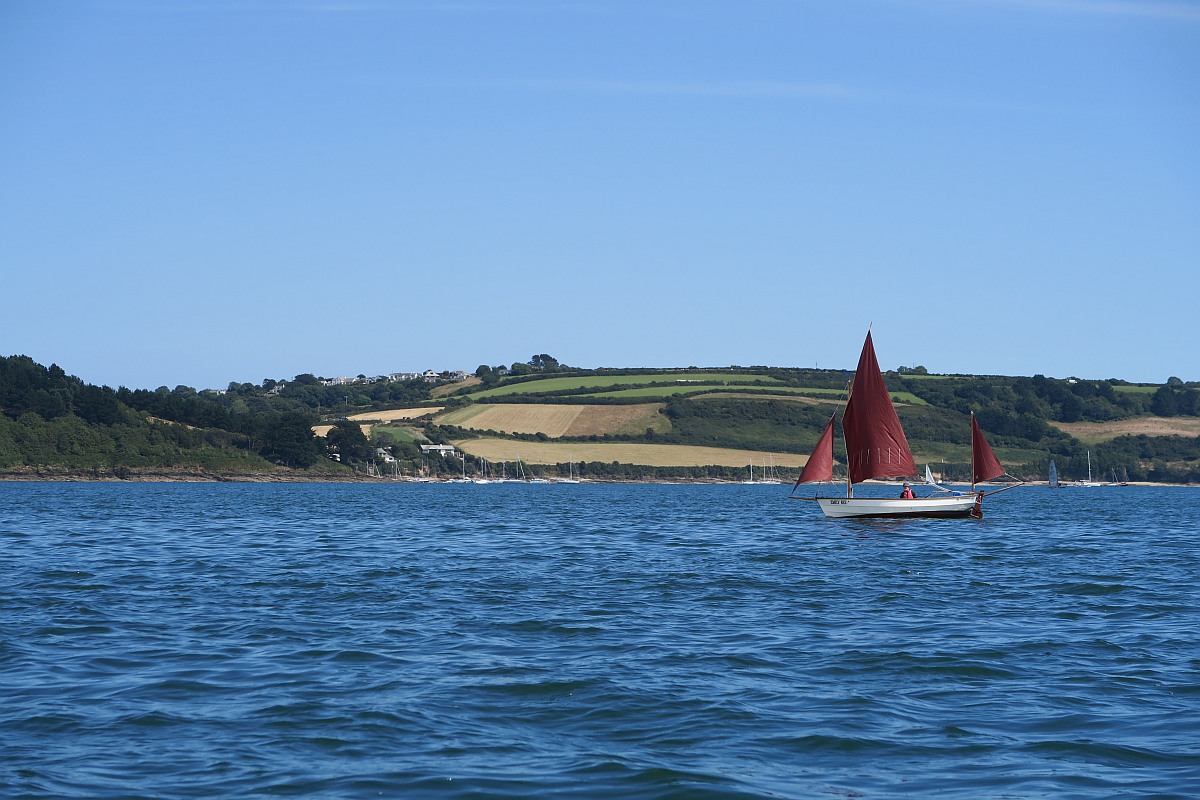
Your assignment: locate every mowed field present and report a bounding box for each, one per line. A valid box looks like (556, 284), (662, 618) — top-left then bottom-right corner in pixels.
(345, 407), (443, 422)
(456, 437), (807, 469)
(436, 404), (671, 437)
(1051, 417), (1200, 444)
(312, 423), (373, 438)
(467, 372), (782, 399)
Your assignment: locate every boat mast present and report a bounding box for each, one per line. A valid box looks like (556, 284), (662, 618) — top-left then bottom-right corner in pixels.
(843, 378), (854, 499)
(970, 411), (977, 494)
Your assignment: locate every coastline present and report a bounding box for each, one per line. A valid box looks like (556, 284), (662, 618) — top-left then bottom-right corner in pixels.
(0, 466), (1189, 487)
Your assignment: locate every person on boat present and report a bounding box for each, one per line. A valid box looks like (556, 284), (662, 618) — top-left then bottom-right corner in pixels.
(900, 482), (915, 499)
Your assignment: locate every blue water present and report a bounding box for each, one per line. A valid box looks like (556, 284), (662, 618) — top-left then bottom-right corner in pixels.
(2, 482), (1198, 799)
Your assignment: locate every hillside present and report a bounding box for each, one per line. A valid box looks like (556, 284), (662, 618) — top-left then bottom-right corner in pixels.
(2, 354), (1199, 483)
(426, 365), (1200, 483)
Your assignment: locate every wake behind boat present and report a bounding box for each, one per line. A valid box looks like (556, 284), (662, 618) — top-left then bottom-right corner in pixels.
(789, 330), (1021, 519)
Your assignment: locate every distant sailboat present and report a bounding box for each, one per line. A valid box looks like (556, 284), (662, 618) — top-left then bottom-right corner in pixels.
(471, 457), (493, 484)
(789, 330), (1021, 518)
(1049, 459), (1060, 489)
(762, 456), (783, 484)
(1073, 451), (1103, 487)
(557, 456), (581, 484)
(924, 463), (961, 495)
(742, 459), (779, 485)
(526, 452), (551, 484)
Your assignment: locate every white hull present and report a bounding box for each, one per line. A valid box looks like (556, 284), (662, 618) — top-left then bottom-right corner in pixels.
(816, 494), (981, 519)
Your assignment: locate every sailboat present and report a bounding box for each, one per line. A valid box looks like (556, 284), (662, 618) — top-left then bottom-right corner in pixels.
(445, 454), (470, 483)
(557, 456), (581, 484)
(924, 463), (960, 495)
(742, 461), (770, 484)
(519, 454), (550, 483)
(471, 457), (493, 484)
(1073, 450), (1103, 487)
(789, 330), (1020, 519)
(1049, 459), (1060, 488)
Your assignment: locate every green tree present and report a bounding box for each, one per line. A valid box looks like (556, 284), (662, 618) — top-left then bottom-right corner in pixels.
(1151, 387), (1179, 417)
(529, 354), (560, 371)
(259, 411), (323, 467)
(326, 419), (372, 462)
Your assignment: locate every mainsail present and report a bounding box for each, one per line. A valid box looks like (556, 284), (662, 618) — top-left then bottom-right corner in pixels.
(792, 414), (836, 489)
(1049, 459), (1059, 488)
(970, 413), (1005, 486)
(841, 331), (917, 484)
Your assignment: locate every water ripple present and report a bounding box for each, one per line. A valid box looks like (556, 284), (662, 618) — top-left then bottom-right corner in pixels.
(2, 483), (1199, 798)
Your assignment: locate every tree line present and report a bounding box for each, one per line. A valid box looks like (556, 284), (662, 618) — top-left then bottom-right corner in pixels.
(3, 351), (1199, 481)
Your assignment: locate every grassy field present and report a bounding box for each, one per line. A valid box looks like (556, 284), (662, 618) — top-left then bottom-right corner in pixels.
(436, 403), (670, 437)
(575, 385), (927, 404)
(372, 425), (423, 443)
(467, 372), (782, 399)
(345, 407), (444, 422)
(455, 437), (808, 469)
(1113, 385), (1160, 394)
(690, 392), (839, 405)
(1050, 416), (1200, 445)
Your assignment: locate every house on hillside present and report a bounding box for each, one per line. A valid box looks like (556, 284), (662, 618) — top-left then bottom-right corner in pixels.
(420, 444), (457, 458)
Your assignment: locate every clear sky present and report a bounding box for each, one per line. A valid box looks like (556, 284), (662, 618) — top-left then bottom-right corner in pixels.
(2, 0), (1197, 391)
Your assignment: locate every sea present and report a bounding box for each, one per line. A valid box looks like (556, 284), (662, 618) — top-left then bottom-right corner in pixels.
(2, 481), (1198, 799)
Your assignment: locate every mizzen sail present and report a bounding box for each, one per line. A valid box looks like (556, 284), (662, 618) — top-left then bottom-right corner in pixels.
(971, 413), (1005, 485)
(841, 331), (916, 484)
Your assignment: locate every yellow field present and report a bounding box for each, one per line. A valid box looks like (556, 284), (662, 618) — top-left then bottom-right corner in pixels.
(455, 437), (807, 469)
(432, 377), (480, 397)
(436, 403), (670, 437)
(346, 407), (443, 422)
(312, 423), (373, 438)
(1051, 417), (1200, 444)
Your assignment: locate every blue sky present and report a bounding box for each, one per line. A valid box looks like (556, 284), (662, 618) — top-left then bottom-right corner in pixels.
(2, 0), (1197, 390)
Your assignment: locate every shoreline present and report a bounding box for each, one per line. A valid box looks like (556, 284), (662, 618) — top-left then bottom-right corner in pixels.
(0, 468), (1190, 488)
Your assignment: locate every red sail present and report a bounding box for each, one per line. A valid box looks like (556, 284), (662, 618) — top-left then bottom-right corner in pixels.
(841, 331), (916, 484)
(971, 413), (1006, 485)
(793, 414), (836, 489)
